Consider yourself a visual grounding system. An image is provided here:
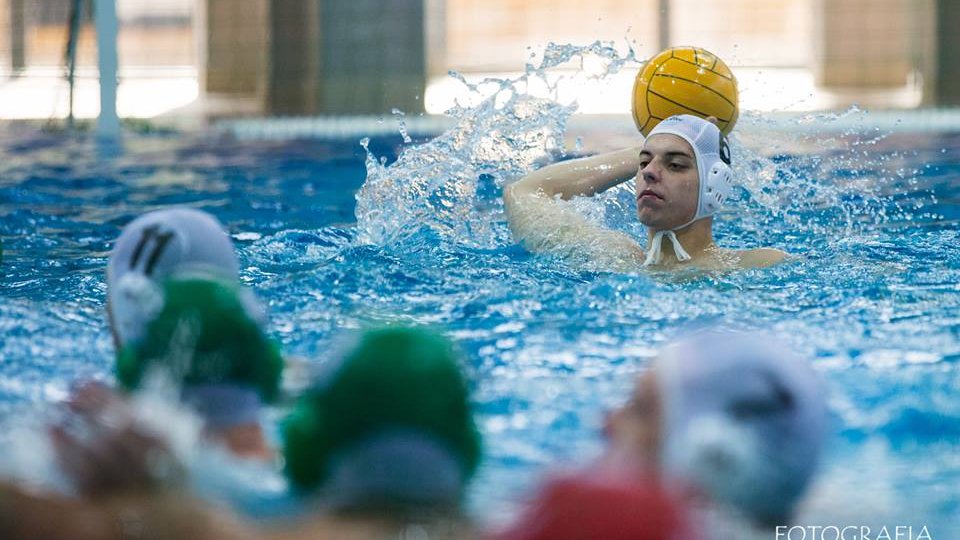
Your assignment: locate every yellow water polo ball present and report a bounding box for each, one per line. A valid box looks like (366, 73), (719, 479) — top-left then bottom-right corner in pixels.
(632, 46), (739, 136)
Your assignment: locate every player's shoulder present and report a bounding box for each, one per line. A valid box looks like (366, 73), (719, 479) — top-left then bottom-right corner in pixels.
(734, 247), (789, 268)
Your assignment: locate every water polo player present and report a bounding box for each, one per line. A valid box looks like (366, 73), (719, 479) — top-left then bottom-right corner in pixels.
(505, 114), (786, 271)
(602, 331), (827, 530)
(279, 326), (480, 537)
(104, 209), (286, 459)
(114, 277), (284, 460)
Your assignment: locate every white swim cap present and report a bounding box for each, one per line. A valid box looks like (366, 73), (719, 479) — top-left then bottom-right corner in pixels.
(654, 330), (826, 526)
(643, 115), (734, 266)
(107, 208), (240, 345)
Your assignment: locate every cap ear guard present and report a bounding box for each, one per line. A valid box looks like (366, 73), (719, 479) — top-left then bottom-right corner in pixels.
(111, 273), (165, 345)
(702, 161), (733, 216)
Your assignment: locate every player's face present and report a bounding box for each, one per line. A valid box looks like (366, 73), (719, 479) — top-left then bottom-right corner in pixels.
(603, 370), (662, 468)
(636, 134), (699, 230)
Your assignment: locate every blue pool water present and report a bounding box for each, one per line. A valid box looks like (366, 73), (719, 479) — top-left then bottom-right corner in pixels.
(2, 52), (960, 533)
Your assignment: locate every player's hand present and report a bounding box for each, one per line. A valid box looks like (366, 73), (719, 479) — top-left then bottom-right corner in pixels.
(50, 381), (185, 497)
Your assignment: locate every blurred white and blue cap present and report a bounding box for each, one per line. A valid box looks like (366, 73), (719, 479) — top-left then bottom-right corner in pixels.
(654, 330), (827, 526)
(107, 207), (240, 346)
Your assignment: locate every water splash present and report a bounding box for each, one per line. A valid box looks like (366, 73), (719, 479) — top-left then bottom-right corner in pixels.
(732, 108), (939, 241)
(391, 108), (413, 144)
(355, 41), (639, 249)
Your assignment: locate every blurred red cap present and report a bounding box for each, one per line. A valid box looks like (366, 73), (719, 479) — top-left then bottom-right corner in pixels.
(494, 473), (697, 540)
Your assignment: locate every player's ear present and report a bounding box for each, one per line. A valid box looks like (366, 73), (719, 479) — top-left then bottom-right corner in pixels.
(705, 116), (719, 126)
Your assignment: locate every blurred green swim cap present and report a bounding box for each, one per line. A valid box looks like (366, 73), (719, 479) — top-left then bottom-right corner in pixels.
(115, 278), (283, 403)
(282, 327), (482, 494)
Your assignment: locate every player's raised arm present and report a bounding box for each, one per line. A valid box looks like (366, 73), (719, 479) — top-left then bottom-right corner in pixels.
(503, 148), (647, 271)
(506, 147), (643, 201)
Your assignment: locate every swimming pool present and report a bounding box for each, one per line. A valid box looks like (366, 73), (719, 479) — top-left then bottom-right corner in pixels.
(1, 90), (959, 534)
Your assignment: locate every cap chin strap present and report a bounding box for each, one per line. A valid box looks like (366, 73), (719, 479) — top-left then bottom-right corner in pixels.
(643, 229), (692, 266)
